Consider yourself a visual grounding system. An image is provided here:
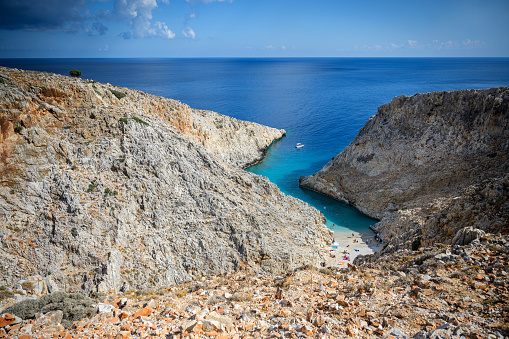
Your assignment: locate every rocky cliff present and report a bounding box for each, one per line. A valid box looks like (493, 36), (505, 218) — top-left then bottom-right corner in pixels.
(300, 87), (508, 251)
(0, 67), (332, 293)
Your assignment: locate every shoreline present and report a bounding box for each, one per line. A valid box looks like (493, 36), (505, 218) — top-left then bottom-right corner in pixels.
(324, 228), (383, 268)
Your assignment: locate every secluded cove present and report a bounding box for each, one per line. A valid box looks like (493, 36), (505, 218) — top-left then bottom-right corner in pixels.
(245, 136), (378, 238)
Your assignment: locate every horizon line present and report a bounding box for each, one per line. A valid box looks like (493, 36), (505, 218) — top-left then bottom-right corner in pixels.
(1, 56), (509, 60)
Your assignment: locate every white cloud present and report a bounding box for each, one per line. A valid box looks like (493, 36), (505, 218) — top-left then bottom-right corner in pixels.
(149, 21), (175, 39)
(431, 40), (459, 50)
(265, 45), (274, 50)
(463, 39), (482, 48)
(281, 45), (286, 50)
(182, 27), (196, 39)
(408, 40), (418, 47)
(115, 0), (174, 39)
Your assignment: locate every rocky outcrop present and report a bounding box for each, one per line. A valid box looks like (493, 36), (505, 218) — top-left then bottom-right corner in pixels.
(300, 87), (509, 250)
(0, 67), (332, 293)
(2, 233), (508, 338)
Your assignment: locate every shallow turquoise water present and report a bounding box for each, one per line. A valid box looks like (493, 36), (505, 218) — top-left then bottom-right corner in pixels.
(246, 134), (378, 235)
(3, 57), (509, 235)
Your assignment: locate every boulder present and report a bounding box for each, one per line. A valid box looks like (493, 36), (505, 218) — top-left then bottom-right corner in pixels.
(452, 227), (486, 246)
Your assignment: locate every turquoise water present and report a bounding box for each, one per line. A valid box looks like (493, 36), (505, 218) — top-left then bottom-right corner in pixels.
(246, 135), (377, 235)
(2, 58), (509, 235)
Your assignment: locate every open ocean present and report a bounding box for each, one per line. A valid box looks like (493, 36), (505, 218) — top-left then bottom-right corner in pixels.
(2, 58), (509, 235)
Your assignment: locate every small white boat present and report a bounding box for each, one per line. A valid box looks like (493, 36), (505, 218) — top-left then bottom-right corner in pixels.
(295, 143), (304, 149)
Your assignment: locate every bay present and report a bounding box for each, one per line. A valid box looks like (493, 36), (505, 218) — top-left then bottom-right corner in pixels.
(2, 57), (508, 235)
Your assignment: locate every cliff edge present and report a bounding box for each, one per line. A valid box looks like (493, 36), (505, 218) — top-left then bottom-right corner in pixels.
(300, 87), (508, 251)
(0, 67), (332, 293)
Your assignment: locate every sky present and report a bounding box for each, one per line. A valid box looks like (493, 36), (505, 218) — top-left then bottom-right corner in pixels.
(0, 0), (508, 58)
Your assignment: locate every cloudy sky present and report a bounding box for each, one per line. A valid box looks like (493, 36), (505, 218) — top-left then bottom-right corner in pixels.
(0, 0), (508, 58)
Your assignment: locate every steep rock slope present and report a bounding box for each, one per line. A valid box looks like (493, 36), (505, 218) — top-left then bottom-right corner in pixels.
(300, 88), (508, 250)
(0, 67), (332, 293)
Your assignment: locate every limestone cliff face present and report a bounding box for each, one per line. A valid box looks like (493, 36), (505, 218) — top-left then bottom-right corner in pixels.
(0, 67), (331, 293)
(300, 88), (508, 250)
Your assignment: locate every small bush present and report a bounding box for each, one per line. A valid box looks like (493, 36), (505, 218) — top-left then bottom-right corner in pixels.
(69, 70), (82, 77)
(300, 264), (314, 271)
(39, 292), (97, 328)
(104, 188), (118, 197)
(3, 298), (41, 319)
(118, 117), (149, 126)
(0, 286), (14, 300)
(132, 116), (149, 126)
(91, 291), (107, 299)
(71, 227), (78, 237)
(109, 89), (126, 99)
(86, 180), (97, 193)
(319, 268), (332, 276)
(14, 126), (24, 133)
(174, 289), (188, 298)
(21, 282), (34, 291)
(208, 294), (226, 305)
(230, 292), (252, 302)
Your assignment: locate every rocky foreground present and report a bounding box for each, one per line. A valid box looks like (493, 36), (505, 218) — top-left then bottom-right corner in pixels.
(0, 67), (332, 294)
(300, 87), (509, 253)
(1, 233), (508, 338)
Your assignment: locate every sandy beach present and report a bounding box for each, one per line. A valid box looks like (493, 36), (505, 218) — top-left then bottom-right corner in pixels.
(324, 228), (382, 268)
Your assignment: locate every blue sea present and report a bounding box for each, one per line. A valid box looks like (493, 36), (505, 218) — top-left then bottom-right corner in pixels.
(2, 58), (509, 236)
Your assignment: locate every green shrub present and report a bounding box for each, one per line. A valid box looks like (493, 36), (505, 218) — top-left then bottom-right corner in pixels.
(104, 188), (118, 197)
(14, 126), (23, 133)
(319, 268), (332, 276)
(71, 227), (78, 237)
(3, 298), (40, 319)
(39, 292), (97, 328)
(86, 180), (97, 193)
(132, 116), (149, 126)
(69, 70), (82, 77)
(0, 286), (14, 300)
(174, 289), (188, 298)
(109, 89), (126, 99)
(118, 117), (149, 126)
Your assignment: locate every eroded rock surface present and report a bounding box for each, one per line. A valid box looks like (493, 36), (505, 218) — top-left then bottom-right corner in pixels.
(0, 67), (332, 293)
(300, 88), (509, 251)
